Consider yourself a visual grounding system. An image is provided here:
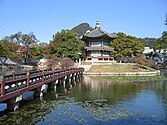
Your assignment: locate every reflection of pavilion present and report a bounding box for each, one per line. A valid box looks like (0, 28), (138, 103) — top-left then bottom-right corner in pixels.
(81, 21), (117, 62)
(83, 75), (111, 90)
(82, 76), (140, 104)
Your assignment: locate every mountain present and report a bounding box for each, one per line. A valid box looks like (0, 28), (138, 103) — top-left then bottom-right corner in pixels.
(72, 23), (94, 36)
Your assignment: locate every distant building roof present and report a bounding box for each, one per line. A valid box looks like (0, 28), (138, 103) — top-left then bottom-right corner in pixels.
(0, 58), (16, 64)
(143, 47), (154, 54)
(39, 58), (47, 62)
(82, 21), (117, 40)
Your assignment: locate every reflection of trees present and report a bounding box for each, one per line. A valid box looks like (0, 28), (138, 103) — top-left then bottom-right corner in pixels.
(71, 76), (167, 122)
(148, 80), (167, 103)
(0, 87), (65, 125)
(0, 98), (48, 125)
(71, 76), (153, 121)
(72, 76), (148, 105)
(151, 80), (167, 124)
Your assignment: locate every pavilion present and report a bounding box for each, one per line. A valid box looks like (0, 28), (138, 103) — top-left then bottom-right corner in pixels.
(81, 21), (117, 62)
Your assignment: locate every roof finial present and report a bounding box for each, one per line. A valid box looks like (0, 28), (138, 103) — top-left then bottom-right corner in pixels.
(95, 20), (100, 29)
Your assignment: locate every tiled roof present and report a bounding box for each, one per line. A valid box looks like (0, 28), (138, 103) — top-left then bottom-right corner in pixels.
(83, 28), (117, 39)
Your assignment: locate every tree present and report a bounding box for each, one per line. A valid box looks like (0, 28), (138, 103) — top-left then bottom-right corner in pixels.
(7, 32), (40, 64)
(161, 31), (167, 48)
(153, 38), (162, 53)
(0, 40), (18, 63)
(38, 42), (48, 58)
(47, 30), (82, 61)
(153, 31), (167, 53)
(29, 44), (43, 59)
(140, 37), (158, 48)
(111, 32), (144, 59)
(0, 43), (2, 56)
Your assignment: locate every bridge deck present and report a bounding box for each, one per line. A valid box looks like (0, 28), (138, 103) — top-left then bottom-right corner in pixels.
(0, 68), (84, 102)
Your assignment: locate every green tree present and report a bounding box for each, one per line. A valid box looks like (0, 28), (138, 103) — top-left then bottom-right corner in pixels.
(153, 31), (167, 53)
(140, 37), (158, 48)
(0, 43), (2, 56)
(38, 42), (48, 58)
(111, 32), (144, 59)
(154, 38), (162, 53)
(29, 44), (43, 59)
(47, 30), (82, 61)
(161, 31), (167, 48)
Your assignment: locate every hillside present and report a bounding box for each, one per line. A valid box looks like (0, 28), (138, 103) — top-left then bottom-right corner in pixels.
(72, 23), (94, 36)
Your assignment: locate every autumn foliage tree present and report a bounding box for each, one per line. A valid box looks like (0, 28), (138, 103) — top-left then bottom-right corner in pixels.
(0, 40), (18, 63)
(5, 32), (43, 64)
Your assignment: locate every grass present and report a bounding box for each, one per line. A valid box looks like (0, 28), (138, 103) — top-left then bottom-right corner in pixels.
(81, 62), (92, 65)
(87, 63), (156, 73)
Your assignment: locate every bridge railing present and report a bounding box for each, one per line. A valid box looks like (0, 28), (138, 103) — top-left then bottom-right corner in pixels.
(0, 68), (84, 97)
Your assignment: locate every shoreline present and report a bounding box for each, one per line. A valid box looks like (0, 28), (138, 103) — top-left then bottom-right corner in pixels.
(83, 70), (160, 76)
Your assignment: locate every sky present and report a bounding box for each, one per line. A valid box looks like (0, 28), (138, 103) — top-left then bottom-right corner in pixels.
(0, 0), (167, 43)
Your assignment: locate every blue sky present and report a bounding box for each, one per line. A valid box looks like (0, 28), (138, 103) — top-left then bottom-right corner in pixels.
(0, 0), (167, 42)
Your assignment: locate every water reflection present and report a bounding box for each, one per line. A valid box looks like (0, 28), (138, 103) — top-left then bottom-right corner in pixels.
(0, 75), (167, 125)
(73, 76), (152, 104)
(161, 69), (167, 77)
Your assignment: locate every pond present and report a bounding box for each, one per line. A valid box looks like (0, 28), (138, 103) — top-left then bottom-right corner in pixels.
(0, 67), (37, 76)
(0, 71), (167, 125)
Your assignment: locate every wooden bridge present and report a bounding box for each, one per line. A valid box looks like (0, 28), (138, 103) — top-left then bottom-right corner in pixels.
(0, 68), (84, 111)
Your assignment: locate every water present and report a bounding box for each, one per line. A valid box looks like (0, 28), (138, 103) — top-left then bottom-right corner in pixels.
(0, 67), (37, 77)
(0, 73), (167, 125)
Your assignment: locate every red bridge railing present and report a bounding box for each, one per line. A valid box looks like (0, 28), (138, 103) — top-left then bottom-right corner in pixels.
(0, 68), (84, 102)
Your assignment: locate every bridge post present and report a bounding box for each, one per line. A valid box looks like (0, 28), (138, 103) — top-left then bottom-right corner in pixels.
(42, 71), (44, 83)
(62, 77), (66, 93)
(39, 71), (46, 96)
(54, 84), (57, 92)
(65, 75), (69, 84)
(72, 74), (75, 85)
(78, 72), (82, 81)
(69, 74), (72, 83)
(78, 73), (80, 81)
(0, 76), (5, 95)
(77, 73), (79, 82)
(63, 78), (67, 94)
(14, 95), (22, 111)
(12, 70), (16, 80)
(40, 84), (48, 97)
(27, 70), (30, 86)
(68, 74), (73, 88)
(53, 80), (59, 92)
(7, 94), (23, 111)
(75, 73), (78, 83)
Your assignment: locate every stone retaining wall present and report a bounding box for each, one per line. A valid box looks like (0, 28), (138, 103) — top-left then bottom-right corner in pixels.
(84, 71), (160, 76)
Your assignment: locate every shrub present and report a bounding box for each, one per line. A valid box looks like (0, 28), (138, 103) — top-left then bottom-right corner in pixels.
(120, 55), (158, 69)
(45, 57), (74, 69)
